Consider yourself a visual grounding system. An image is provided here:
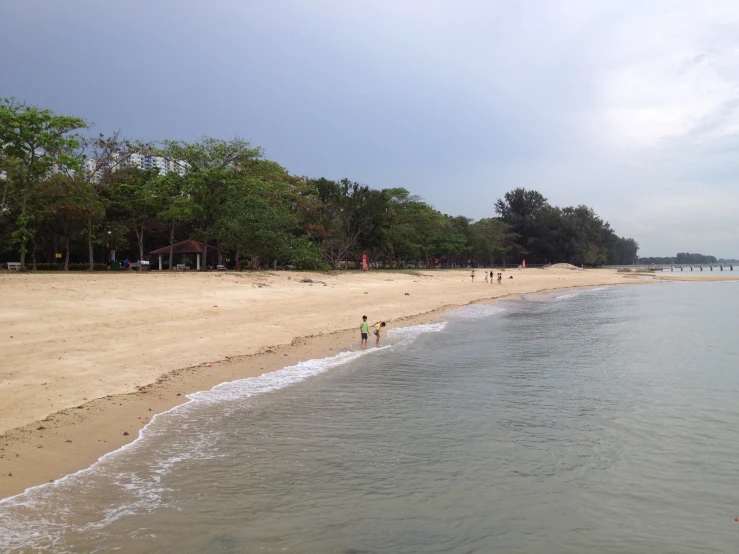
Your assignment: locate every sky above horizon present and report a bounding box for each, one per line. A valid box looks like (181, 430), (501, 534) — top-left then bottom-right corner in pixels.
(2, 0), (738, 257)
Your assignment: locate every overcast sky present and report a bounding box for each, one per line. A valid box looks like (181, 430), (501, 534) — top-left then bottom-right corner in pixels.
(2, 0), (738, 257)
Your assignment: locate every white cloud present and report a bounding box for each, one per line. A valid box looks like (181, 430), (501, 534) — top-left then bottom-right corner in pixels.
(592, 2), (739, 147)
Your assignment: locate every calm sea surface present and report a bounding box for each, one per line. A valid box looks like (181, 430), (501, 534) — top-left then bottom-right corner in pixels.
(2, 281), (739, 553)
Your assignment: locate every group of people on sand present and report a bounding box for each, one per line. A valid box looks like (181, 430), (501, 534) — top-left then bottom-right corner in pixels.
(471, 270), (504, 284)
(360, 315), (386, 348)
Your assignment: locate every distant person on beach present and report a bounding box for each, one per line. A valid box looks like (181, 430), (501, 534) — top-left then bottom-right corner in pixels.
(374, 321), (386, 345)
(484, 272), (489, 283)
(360, 316), (369, 348)
(471, 270), (475, 283)
(498, 272), (502, 284)
(490, 270), (494, 283)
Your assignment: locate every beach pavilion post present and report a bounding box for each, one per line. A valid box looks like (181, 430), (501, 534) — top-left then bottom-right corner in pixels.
(149, 240), (228, 271)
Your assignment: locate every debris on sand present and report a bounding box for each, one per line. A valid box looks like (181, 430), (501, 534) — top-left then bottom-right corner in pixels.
(300, 278), (327, 285)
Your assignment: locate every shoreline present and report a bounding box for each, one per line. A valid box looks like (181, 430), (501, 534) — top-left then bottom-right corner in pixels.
(1, 270), (737, 500)
(0, 306), (451, 501)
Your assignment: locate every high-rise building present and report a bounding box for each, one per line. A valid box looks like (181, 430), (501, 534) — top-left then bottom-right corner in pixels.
(168, 159), (189, 176)
(46, 163), (73, 178)
(126, 153), (174, 175)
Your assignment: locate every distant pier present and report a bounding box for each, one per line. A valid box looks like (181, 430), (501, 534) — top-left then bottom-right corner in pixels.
(641, 264), (733, 272)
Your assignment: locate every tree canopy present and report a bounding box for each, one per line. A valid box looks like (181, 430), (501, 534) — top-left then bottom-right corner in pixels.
(0, 101), (641, 270)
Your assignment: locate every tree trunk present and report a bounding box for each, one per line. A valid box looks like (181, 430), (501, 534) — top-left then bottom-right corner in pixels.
(18, 181), (30, 270)
(1, 179), (9, 211)
(235, 249), (241, 271)
(31, 238), (37, 271)
(168, 222), (175, 270)
(64, 237), (70, 271)
(136, 224), (145, 271)
(201, 233), (209, 271)
(87, 216), (95, 271)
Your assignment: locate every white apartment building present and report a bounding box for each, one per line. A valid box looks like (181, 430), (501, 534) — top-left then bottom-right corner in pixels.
(168, 158), (189, 176)
(46, 163), (73, 178)
(0, 154), (188, 182)
(125, 153), (182, 175)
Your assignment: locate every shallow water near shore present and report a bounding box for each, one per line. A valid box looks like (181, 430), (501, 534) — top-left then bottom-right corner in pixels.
(2, 282), (739, 552)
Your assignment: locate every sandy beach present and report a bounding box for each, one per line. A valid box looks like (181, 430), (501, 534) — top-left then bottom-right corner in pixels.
(1, 267), (736, 500)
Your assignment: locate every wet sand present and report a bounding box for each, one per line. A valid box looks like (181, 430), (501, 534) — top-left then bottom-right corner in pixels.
(1, 268), (736, 499)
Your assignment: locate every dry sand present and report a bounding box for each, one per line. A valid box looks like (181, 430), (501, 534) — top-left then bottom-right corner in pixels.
(0, 267), (736, 499)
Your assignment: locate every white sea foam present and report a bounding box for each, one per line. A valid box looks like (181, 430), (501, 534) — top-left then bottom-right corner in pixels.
(443, 304), (506, 320)
(554, 292), (581, 300)
(0, 320), (447, 551)
(555, 286), (610, 300)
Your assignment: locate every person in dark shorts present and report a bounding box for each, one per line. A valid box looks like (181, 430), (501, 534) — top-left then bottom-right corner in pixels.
(360, 315), (369, 348)
(374, 321), (386, 345)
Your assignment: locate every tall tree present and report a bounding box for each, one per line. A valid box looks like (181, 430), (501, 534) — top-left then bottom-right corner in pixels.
(153, 172), (193, 270)
(41, 175), (96, 270)
(495, 188), (552, 263)
(469, 217), (511, 266)
(158, 138), (262, 269)
(107, 168), (163, 268)
(218, 177), (320, 269)
(0, 99), (87, 268)
(73, 133), (141, 269)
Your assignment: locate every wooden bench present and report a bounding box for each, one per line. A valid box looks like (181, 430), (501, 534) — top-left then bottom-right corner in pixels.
(216, 264), (227, 271)
(176, 264), (189, 271)
(7, 262), (21, 271)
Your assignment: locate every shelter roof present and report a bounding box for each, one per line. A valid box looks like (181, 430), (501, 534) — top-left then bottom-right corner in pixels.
(149, 240), (228, 255)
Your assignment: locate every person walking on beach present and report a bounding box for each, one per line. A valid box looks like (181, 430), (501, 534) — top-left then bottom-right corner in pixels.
(471, 270), (475, 283)
(490, 270), (494, 284)
(360, 316), (369, 348)
(374, 321), (386, 345)
(484, 272), (489, 284)
(498, 272), (502, 284)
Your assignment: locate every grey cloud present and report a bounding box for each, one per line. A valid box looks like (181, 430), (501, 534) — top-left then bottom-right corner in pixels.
(1, 0), (738, 257)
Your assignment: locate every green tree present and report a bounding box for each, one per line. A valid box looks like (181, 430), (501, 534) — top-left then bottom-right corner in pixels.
(107, 168), (163, 268)
(218, 177), (320, 269)
(0, 99), (87, 268)
(469, 217), (511, 265)
(379, 188), (423, 268)
(41, 175), (97, 270)
(158, 137), (262, 269)
(408, 203), (448, 268)
(309, 178), (387, 269)
(152, 171), (194, 270)
(495, 188), (552, 263)
(74, 133), (141, 269)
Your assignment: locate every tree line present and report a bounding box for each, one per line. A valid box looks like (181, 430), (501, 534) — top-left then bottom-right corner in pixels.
(637, 253), (722, 265)
(0, 99), (639, 271)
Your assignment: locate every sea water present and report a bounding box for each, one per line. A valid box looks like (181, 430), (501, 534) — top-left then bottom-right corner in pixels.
(1, 281), (738, 553)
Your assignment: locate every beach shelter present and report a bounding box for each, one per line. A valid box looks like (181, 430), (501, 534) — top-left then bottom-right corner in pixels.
(149, 240), (229, 270)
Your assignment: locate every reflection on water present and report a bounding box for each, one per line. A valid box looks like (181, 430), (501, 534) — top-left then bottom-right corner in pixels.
(2, 283), (739, 553)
